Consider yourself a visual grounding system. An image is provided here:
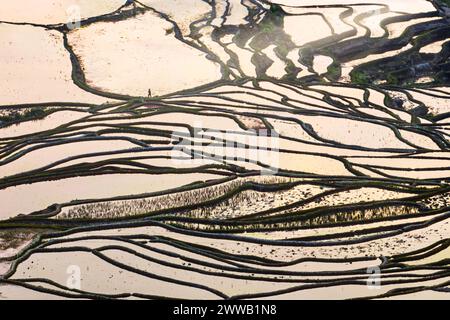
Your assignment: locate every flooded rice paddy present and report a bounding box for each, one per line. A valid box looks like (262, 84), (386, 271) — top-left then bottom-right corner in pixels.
(0, 0), (449, 299)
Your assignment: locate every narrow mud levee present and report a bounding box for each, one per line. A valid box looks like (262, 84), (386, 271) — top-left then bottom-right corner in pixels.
(0, 0), (449, 299)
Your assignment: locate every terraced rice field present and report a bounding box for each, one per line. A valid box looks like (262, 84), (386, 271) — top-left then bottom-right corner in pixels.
(0, 0), (449, 299)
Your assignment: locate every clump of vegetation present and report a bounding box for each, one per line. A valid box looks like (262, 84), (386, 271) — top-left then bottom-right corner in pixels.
(0, 228), (44, 250)
(172, 204), (420, 233)
(183, 184), (311, 220)
(386, 73), (399, 85)
(275, 43), (289, 57)
(269, 4), (285, 15)
(327, 64), (341, 80)
(257, 3), (286, 34)
(420, 191), (450, 210)
(259, 20), (276, 33)
(0, 108), (48, 126)
(350, 70), (369, 84)
(57, 176), (295, 220)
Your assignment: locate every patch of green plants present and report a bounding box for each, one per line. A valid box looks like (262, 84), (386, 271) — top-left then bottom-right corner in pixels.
(350, 70), (369, 84)
(386, 73), (399, 85)
(327, 64), (341, 80)
(269, 4), (285, 15)
(259, 21), (275, 33)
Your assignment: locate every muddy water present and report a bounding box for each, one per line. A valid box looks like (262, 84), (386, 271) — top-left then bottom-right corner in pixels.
(0, 24), (114, 105)
(8, 215), (449, 299)
(0, 111), (86, 138)
(0, 0), (125, 24)
(0, 173), (221, 218)
(275, 0), (435, 13)
(67, 10), (222, 97)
